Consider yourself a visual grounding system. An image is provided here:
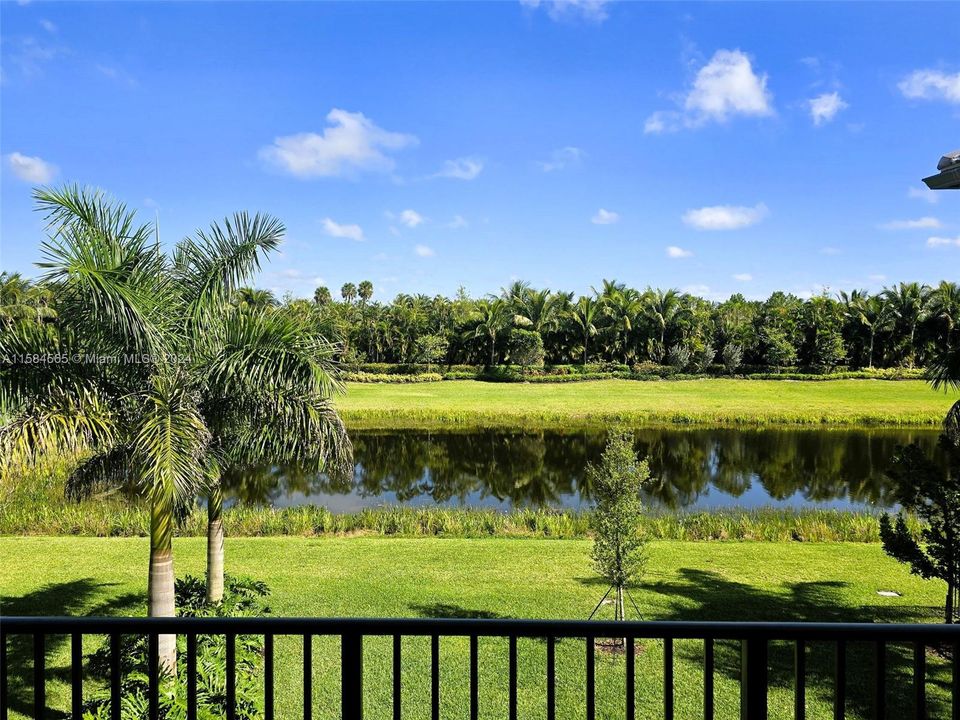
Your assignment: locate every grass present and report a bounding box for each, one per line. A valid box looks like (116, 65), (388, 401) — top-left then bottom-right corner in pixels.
(0, 503), (916, 542)
(336, 378), (959, 429)
(1, 536), (952, 719)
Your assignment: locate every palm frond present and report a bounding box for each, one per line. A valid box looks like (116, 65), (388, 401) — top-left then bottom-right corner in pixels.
(0, 382), (116, 473)
(203, 306), (342, 401)
(174, 212), (285, 328)
(131, 373), (210, 510)
(33, 186), (174, 355)
(66, 445), (134, 500)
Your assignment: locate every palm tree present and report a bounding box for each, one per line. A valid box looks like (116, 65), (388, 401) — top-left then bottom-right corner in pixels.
(643, 288), (684, 349)
(926, 281), (960, 342)
(197, 305), (352, 602)
(840, 290), (893, 369)
(0, 272), (57, 327)
(341, 282), (358, 303)
(602, 288), (642, 363)
(570, 296), (600, 365)
(232, 287), (277, 312)
(883, 282), (929, 367)
(313, 285), (332, 306)
(471, 298), (511, 366)
(515, 288), (562, 334)
(0, 186), (351, 669)
(358, 280), (374, 304)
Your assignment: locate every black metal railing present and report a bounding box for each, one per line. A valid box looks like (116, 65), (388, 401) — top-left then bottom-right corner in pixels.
(3, 616), (960, 720)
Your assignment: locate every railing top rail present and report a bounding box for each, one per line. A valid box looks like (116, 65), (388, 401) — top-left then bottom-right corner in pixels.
(2, 616), (959, 641)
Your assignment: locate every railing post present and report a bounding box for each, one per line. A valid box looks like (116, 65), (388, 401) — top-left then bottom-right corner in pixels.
(740, 638), (768, 720)
(341, 633), (363, 720)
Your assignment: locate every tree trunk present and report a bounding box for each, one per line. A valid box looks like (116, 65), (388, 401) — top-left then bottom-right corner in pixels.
(583, 331), (588, 366)
(148, 495), (177, 674)
(868, 330), (875, 369)
(946, 581), (954, 624)
(206, 484), (224, 604)
(616, 584), (626, 649)
(490, 333), (496, 367)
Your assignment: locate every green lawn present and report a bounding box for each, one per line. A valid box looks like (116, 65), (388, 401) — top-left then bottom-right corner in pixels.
(336, 378), (958, 428)
(1, 536), (952, 719)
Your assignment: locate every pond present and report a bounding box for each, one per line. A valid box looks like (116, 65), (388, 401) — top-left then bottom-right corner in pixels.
(222, 427), (949, 512)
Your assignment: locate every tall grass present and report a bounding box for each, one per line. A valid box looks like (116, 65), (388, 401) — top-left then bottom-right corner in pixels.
(0, 501), (918, 542)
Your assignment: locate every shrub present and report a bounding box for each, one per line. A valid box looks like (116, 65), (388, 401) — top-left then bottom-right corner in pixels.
(667, 344), (691, 371)
(722, 344), (744, 374)
(83, 576), (270, 720)
(508, 329), (546, 367)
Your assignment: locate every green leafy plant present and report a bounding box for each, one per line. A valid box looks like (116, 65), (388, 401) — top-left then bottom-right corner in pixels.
(83, 575), (270, 720)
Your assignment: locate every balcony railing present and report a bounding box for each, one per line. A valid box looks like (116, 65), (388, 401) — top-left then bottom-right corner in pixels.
(2, 616), (960, 720)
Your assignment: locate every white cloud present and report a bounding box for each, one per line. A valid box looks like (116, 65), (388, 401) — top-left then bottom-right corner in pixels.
(322, 217), (364, 241)
(520, 0), (610, 23)
(643, 111), (682, 135)
(682, 203), (768, 231)
(868, 274), (887, 282)
(591, 208), (619, 225)
(447, 215), (468, 229)
(6, 152), (58, 183)
(538, 146), (584, 172)
(646, 49), (773, 132)
(908, 186), (940, 205)
(732, 273), (753, 282)
(879, 217), (941, 231)
(39, 19), (57, 33)
(414, 244), (435, 257)
(96, 64), (137, 87)
(685, 50), (773, 122)
(808, 92), (848, 126)
(820, 247), (841, 256)
(399, 209), (424, 228)
(259, 109), (417, 179)
(682, 284), (711, 296)
(898, 70), (960, 104)
(666, 246), (693, 258)
(927, 236), (960, 248)
(434, 157), (483, 180)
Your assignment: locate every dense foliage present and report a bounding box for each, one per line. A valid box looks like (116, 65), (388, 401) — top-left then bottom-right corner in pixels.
(6, 273), (956, 374)
(83, 575), (270, 720)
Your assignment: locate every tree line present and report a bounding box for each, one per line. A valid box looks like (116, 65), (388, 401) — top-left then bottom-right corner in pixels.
(6, 274), (957, 373)
(245, 279), (956, 372)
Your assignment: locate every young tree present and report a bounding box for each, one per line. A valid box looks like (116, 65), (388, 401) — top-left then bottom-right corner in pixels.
(589, 430), (650, 627)
(414, 333), (449, 371)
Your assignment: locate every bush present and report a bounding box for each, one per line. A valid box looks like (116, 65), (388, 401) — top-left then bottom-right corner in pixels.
(667, 344), (692, 371)
(83, 576), (270, 720)
(343, 371), (443, 383)
(508, 329), (545, 367)
(722, 344), (743, 374)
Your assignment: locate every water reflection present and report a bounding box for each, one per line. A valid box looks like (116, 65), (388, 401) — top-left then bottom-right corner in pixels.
(222, 428), (947, 512)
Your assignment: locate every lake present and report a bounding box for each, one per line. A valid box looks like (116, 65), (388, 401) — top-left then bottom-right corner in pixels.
(222, 427), (948, 512)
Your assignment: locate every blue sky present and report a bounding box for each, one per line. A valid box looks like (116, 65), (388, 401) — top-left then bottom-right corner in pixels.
(1, 1), (958, 302)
